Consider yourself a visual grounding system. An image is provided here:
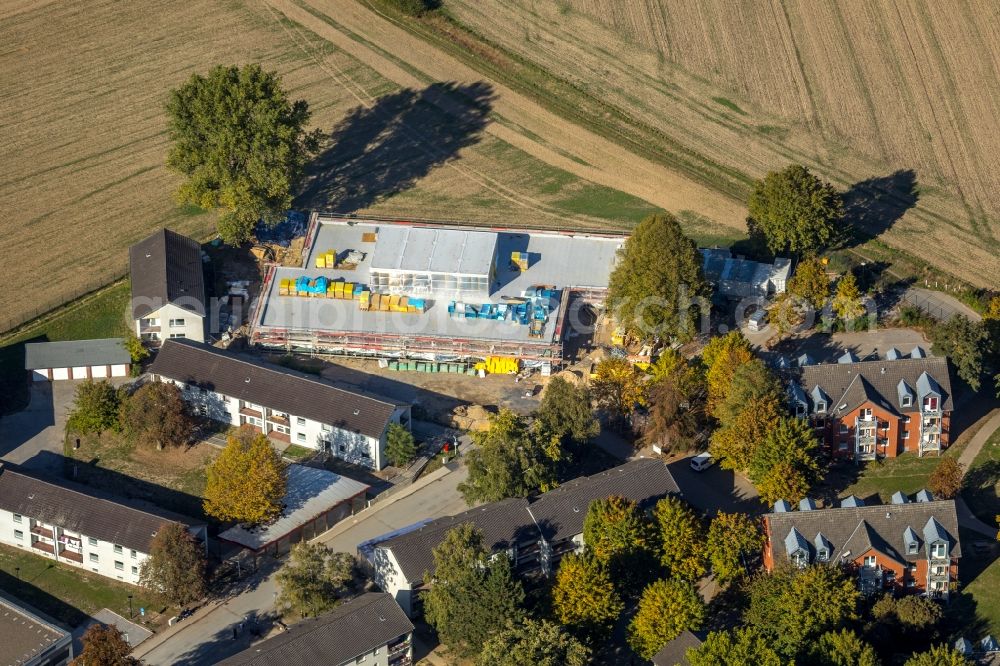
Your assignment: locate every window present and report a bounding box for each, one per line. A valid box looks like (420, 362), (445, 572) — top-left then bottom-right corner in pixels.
(908, 542), (918, 555)
(374, 648), (380, 655)
(932, 565), (947, 575)
(903, 430), (910, 440)
(902, 395), (912, 407)
(931, 542), (948, 559)
(791, 550), (808, 568)
(297, 417), (306, 426)
(924, 396), (939, 411)
(115, 561), (124, 571)
(296, 432), (306, 443)
(356, 656), (366, 664)
(169, 318), (185, 327)
(169, 333), (186, 339)
(817, 549), (829, 562)
(904, 416), (911, 424)
(222, 395), (230, 404)
(274, 425), (290, 435)
(130, 549), (137, 558)
(860, 408), (873, 420)
(906, 579), (916, 588)
(839, 424), (849, 434)
(338, 443), (346, 453)
(14, 529), (23, 540)
(131, 566), (139, 575)
(88, 537), (97, 546)
(12, 513), (21, 524)
(863, 555), (877, 568)
(113, 545), (123, 554)
(89, 553), (99, 563)
(816, 401), (827, 413)
(321, 424), (332, 432)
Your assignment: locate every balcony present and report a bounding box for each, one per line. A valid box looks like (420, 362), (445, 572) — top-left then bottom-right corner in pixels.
(31, 540), (55, 555)
(388, 640), (411, 659)
(60, 549), (83, 563)
(267, 430), (291, 444)
(239, 407), (263, 419)
(31, 526), (54, 540)
(267, 413), (290, 426)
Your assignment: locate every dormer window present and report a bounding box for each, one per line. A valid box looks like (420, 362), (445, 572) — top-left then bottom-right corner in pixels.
(816, 401), (827, 413)
(795, 403), (806, 417)
(924, 396), (939, 411)
(791, 550), (808, 568)
(817, 548), (829, 562)
(907, 541), (918, 555)
(931, 542), (948, 559)
(901, 395), (912, 407)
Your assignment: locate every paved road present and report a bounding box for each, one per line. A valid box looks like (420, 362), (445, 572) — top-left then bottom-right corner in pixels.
(136, 463), (470, 666)
(1, 381), (66, 473)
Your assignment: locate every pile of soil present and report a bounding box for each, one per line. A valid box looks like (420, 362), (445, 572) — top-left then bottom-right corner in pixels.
(449, 404), (493, 431)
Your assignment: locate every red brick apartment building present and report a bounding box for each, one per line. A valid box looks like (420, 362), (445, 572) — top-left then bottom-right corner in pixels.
(763, 493), (961, 598)
(789, 350), (953, 461)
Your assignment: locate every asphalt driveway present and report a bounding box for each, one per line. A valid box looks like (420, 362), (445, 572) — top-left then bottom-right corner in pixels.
(667, 455), (766, 517)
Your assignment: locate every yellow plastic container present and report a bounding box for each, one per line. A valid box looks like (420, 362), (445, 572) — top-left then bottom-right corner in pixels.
(325, 251), (336, 267)
(344, 283), (355, 299)
(315, 256), (326, 269)
(332, 282), (343, 298)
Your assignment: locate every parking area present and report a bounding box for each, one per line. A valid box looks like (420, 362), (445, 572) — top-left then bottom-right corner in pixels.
(666, 454), (766, 517)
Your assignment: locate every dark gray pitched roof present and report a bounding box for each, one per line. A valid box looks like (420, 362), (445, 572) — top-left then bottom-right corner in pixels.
(375, 498), (534, 584)
(129, 228), (206, 319)
(0, 464), (198, 553)
(796, 356), (952, 416)
(217, 593), (412, 666)
(150, 340), (398, 439)
(652, 630), (704, 666)
(765, 499), (961, 566)
(24, 338), (129, 370)
(527, 458), (679, 542)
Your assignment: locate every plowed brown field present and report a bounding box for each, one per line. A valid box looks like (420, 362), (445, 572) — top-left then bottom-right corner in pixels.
(445, 0), (1000, 287)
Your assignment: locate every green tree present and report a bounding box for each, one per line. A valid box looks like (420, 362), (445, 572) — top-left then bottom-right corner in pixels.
(203, 428), (287, 524)
(904, 645), (971, 666)
(627, 579), (705, 659)
(477, 618), (590, 666)
(458, 409), (555, 505)
(533, 377), (599, 452)
(119, 381), (194, 450)
(713, 359), (782, 427)
(747, 164), (843, 255)
(606, 213), (710, 341)
(276, 542), (355, 617)
(423, 524), (526, 659)
(166, 64), (320, 244)
(745, 565), (860, 660)
(551, 553), (623, 637)
(788, 255), (831, 309)
(893, 595), (943, 630)
(810, 629), (879, 666)
(385, 423), (417, 468)
(748, 416), (823, 504)
(71, 623), (140, 666)
(705, 512), (764, 585)
(687, 628), (784, 666)
(652, 496), (706, 581)
(139, 522), (206, 606)
(710, 395), (783, 472)
(591, 357), (646, 428)
(66, 379), (121, 434)
(123, 333), (149, 364)
(928, 457), (964, 499)
(702, 331), (755, 413)
(832, 272), (866, 322)
(641, 372), (706, 454)
(583, 495), (656, 589)
(932, 315), (987, 391)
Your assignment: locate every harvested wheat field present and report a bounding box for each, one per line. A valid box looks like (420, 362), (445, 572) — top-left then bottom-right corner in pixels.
(444, 0), (1000, 287)
(0, 0), (674, 331)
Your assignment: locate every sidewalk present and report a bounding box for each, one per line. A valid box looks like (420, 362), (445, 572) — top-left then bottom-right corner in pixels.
(958, 408), (1000, 473)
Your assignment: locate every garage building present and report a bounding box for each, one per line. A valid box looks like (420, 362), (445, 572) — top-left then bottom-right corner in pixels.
(24, 338), (131, 381)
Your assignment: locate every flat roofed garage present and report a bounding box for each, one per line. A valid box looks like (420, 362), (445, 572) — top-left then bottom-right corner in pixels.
(24, 338), (130, 381)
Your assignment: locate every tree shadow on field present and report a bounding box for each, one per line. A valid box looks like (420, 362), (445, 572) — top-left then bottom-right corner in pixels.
(839, 169), (919, 246)
(296, 81), (495, 212)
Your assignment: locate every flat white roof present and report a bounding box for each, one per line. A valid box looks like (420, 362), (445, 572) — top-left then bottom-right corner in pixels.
(370, 226), (498, 277)
(218, 465), (369, 550)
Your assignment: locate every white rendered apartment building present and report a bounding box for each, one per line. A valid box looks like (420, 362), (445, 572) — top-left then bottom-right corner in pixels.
(129, 228), (207, 344)
(149, 339), (411, 470)
(0, 463), (206, 585)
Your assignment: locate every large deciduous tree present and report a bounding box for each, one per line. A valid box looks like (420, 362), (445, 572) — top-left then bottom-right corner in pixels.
(748, 416), (823, 504)
(67, 379), (122, 434)
(458, 409), (555, 505)
(832, 272), (866, 322)
(423, 524), (525, 659)
(702, 331), (754, 413)
(627, 578), (705, 659)
(139, 522), (206, 606)
(904, 645), (971, 666)
(932, 315), (987, 391)
(583, 495), (656, 590)
(203, 428), (287, 524)
(476, 619), (590, 666)
(928, 457), (964, 499)
(71, 624), (140, 666)
(166, 64), (321, 245)
(652, 496), (706, 582)
(276, 542), (355, 617)
(551, 552), (623, 637)
(533, 377), (599, 452)
(119, 381), (194, 450)
(788, 255), (831, 310)
(591, 357), (646, 429)
(710, 395), (783, 472)
(810, 629), (879, 666)
(705, 512), (764, 585)
(687, 628), (784, 666)
(712, 358), (782, 427)
(385, 423), (417, 468)
(747, 165), (843, 255)
(606, 213), (709, 341)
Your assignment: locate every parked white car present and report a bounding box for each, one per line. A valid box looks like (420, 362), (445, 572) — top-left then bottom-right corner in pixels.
(689, 452), (714, 472)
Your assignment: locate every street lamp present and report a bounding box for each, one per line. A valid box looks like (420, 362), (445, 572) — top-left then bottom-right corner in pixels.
(127, 594), (133, 619)
(14, 567), (20, 581)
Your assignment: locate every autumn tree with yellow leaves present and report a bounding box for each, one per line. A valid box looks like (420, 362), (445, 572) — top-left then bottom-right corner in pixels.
(204, 427), (287, 525)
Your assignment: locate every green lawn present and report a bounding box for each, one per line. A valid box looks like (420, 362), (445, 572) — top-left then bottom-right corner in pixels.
(282, 444), (314, 460)
(0, 280), (131, 414)
(963, 557), (1000, 637)
(839, 443), (965, 502)
(963, 428), (1000, 525)
(0, 543), (169, 630)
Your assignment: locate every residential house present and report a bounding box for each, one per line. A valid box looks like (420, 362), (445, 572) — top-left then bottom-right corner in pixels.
(789, 353), (953, 460)
(700, 248), (792, 299)
(149, 339), (410, 470)
(362, 459), (679, 616)
(0, 463), (207, 586)
(218, 592), (413, 666)
(24, 339), (131, 382)
(0, 591), (73, 666)
(762, 491), (960, 598)
(129, 228), (207, 344)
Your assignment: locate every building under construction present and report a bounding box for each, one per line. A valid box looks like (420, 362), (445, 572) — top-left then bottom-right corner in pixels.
(249, 215), (625, 368)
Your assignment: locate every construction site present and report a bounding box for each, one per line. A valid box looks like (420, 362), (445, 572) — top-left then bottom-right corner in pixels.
(249, 214), (625, 371)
